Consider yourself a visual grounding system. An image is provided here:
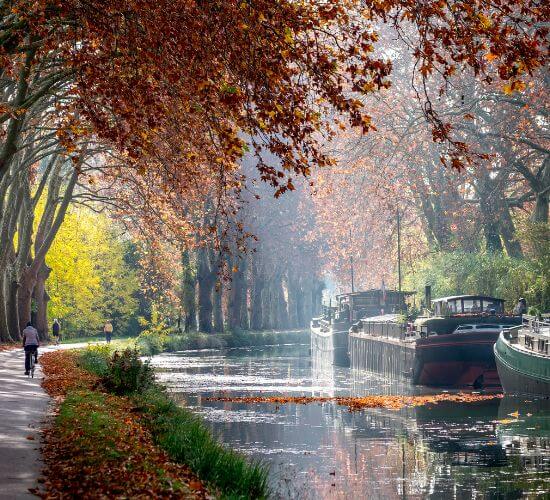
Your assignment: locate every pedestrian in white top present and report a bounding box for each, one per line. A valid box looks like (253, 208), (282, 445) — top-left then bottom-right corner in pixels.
(22, 322), (39, 375)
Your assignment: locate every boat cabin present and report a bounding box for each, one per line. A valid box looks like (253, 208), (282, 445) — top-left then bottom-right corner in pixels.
(432, 295), (505, 317)
(334, 289), (413, 323)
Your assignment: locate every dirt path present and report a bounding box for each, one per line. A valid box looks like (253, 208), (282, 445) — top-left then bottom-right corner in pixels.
(0, 343), (93, 498)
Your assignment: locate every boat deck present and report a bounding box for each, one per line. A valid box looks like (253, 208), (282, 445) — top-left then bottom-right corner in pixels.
(509, 318), (550, 358)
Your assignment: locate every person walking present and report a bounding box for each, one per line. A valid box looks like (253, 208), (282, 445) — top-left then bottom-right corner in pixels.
(22, 322), (40, 375)
(104, 321), (113, 343)
(52, 319), (61, 345)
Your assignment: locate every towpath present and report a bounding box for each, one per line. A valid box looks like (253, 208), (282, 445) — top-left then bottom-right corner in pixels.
(0, 343), (91, 499)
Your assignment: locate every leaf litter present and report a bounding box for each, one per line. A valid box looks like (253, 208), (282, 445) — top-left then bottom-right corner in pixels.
(206, 392), (503, 411)
(37, 350), (209, 499)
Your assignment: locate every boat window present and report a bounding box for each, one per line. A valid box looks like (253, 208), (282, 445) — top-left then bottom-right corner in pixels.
(447, 300), (459, 313)
(456, 325), (473, 330)
(462, 299), (482, 313)
(477, 324), (500, 329)
(482, 299), (503, 314)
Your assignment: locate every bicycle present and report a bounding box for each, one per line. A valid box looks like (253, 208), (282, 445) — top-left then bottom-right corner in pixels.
(25, 346), (38, 378)
(28, 352), (35, 378)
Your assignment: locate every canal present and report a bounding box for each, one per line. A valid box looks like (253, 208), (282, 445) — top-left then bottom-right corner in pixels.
(151, 343), (550, 499)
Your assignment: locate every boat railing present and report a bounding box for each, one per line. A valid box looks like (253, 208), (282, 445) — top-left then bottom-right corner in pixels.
(520, 315), (550, 355)
(502, 325), (522, 344)
(357, 320), (412, 341)
(522, 314), (550, 335)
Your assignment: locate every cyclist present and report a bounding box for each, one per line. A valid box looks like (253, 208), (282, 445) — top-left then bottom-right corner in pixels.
(22, 322), (40, 375)
(52, 318), (61, 345)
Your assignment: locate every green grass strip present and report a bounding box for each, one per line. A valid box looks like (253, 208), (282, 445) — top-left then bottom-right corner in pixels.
(135, 388), (269, 499)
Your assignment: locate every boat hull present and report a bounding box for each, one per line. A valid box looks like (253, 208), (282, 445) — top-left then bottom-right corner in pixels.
(413, 331), (501, 387)
(310, 322), (350, 367)
(494, 333), (550, 397)
(349, 333), (415, 381)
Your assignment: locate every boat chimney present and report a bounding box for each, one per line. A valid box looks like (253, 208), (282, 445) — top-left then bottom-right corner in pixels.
(424, 285), (432, 308)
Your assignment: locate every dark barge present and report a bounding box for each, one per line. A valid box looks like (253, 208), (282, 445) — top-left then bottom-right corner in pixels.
(350, 295), (522, 388)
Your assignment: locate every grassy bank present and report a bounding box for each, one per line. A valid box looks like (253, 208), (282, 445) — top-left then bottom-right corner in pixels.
(137, 328), (308, 356)
(41, 347), (269, 498)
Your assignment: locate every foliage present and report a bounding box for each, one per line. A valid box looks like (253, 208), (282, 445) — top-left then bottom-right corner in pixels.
(136, 304), (170, 355)
(46, 206), (140, 337)
(102, 348), (156, 395)
(404, 250), (550, 312)
(77, 344), (113, 377)
(141, 329), (309, 354)
(38, 388), (206, 498)
(135, 389), (269, 499)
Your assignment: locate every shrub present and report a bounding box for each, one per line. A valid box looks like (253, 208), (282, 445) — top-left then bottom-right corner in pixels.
(78, 344), (111, 377)
(136, 331), (166, 356)
(103, 348), (155, 395)
(164, 333), (226, 351)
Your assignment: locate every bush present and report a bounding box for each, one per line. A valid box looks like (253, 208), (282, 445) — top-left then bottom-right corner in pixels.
(164, 333), (226, 352)
(78, 344), (111, 377)
(103, 348), (155, 395)
(136, 331), (166, 356)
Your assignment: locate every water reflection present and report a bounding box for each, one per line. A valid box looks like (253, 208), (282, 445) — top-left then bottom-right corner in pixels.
(151, 344), (550, 498)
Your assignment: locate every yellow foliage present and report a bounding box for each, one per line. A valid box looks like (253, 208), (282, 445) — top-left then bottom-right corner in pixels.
(44, 206), (139, 337)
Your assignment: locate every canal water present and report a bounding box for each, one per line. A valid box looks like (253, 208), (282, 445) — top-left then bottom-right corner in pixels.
(151, 343), (550, 499)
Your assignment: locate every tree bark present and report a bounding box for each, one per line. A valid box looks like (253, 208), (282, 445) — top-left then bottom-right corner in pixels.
(0, 272), (11, 342)
(181, 249), (197, 332)
(197, 246), (214, 333)
(286, 271), (299, 328)
(35, 263), (51, 340)
(7, 278), (20, 340)
(272, 274), (288, 330)
(534, 189), (549, 223)
(249, 256), (264, 331)
(228, 256), (246, 330)
(212, 281), (224, 332)
(499, 205), (523, 258)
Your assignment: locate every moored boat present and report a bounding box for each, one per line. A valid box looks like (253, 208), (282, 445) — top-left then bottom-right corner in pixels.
(311, 289), (412, 367)
(494, 315), (550, 397)
(350, 294), (522, 388)
(413, 296), (521, 387)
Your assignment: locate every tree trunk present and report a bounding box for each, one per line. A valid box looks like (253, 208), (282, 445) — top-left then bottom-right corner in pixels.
(534, 190), (549, 223)
(250, 258), (264, 331)
(286, 272), (299, 328)
(301, 277), (313, 328)
(261, 283), (272, 330)
(228, 257), (246, 330)
(212, 281), (224, 332)
(0, 272), (11, 342)
(499, 206), (523, 258)
(181, 249), (197, 332)
(35, 263), (51, 340)
(17, 267), (35, 332)
(272, 275), (288, 330)
(197, 246), (214, 333)
(7, 278), (21, 340)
